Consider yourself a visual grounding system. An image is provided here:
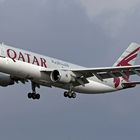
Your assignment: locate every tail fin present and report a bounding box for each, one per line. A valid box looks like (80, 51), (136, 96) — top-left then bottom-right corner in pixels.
(113, 43), (140, 67)
(113, 43), (140, 87)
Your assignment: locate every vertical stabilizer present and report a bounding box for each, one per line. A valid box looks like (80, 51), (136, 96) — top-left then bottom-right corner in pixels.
(113, 43), (140, 88)
(113, 43), (140, 66)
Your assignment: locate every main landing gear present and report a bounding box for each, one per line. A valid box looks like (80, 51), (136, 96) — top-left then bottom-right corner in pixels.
(28, 82), (40, 100)
(64, 91), (77, 99)
(27, 82), (76, 100)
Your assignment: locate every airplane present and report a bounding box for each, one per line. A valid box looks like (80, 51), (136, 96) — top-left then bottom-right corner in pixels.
(0, 42), (140, 100)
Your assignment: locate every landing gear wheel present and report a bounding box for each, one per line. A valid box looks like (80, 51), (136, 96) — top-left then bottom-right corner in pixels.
(36, 94), (40, 100)
(28, 93), (32, 99)
(68, 92), (72, 98)
(72, 92), (76, 98)
(64, 92), (68, 97)
(32, 93), (36, 100)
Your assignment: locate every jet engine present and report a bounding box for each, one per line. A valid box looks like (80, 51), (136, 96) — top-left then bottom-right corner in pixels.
(50, 70), (75, 83)
(0, 73), (14, 87)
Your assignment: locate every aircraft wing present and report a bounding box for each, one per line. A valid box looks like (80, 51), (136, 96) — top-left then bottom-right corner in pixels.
(41, 65), (140, 85)
(70, 65), (140, 81)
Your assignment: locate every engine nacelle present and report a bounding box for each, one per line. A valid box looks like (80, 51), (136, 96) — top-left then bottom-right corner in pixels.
(50, 70), (75, 83)
(0, 73), (14, 87)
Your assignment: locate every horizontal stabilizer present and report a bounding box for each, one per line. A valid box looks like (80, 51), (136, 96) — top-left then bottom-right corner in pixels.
(122, 81), (140, 89)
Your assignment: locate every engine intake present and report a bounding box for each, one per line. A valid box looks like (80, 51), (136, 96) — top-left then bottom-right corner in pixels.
(51, 70), (75, 83)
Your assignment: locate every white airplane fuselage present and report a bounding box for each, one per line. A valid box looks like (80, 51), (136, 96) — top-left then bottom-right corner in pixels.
(0, 44), (119, 94)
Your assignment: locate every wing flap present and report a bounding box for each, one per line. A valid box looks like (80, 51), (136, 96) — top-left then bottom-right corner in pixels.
(71, 65), (140, 80)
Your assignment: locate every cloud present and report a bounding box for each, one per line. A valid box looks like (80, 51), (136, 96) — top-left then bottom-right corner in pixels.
(78, 0), (140, 35)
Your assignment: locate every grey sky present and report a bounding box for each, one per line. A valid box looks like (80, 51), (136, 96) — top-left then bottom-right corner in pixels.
(0, 0), (140, 140)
